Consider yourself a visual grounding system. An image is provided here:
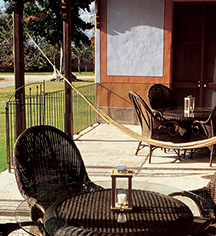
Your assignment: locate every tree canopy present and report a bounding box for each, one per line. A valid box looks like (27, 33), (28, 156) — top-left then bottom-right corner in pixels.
(0, 10), (13, 70)
(0, 0), (95, 72)
(4, 0), (94, 46)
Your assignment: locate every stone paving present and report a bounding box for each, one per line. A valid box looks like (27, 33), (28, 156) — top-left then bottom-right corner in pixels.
(1, 123), (216, 235)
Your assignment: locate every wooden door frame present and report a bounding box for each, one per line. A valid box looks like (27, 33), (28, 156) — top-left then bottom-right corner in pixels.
(171, 0), (216, 107)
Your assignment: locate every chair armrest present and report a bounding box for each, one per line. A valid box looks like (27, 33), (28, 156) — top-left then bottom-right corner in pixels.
(192, 120), (210, 136)
(159, 120), (180, 136)
(27, 197), (45, 223)
(153, 110), (163, 120)
(168, 191), (215, 219)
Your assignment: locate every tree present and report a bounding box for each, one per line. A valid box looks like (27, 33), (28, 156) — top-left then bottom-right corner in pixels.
(4, 0), (94, 47)
(24, 39), (59, 72)
(1, 0), (95, 72)
(71, 40), (94, 73)
(0, 10), (13, 71)
(0, 8), (58, 72)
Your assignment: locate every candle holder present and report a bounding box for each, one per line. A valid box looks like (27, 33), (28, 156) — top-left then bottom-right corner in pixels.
(111, 167), (133, 212)
(184, 95), (195, 115)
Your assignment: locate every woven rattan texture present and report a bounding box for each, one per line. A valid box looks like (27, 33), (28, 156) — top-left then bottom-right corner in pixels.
(45, 189), (193, 236)
(169, 172), (216, 220)
(129, 91), (185, 160)
(13, 125), (93, 210)
(147, 84), (178, 110)
(190, 172), (216, 218)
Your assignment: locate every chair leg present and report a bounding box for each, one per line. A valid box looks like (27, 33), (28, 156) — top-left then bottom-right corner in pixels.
(149, 145), (153, 163)
(183, 149), (187, 158)
(190, 149), (193, 159)
(177, 149), (180, 160)
(208, 145), (215, 167)
(135, 141), (147, 156)
(135, 141), (142, 155)
(173, 149), (181, 160)
(149, 146), (157, 163)
(210, 147), (213, 167)
(183, 149), (197, 159)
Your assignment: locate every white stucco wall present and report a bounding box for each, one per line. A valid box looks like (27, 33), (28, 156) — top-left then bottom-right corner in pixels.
(106, 0), (164, 77)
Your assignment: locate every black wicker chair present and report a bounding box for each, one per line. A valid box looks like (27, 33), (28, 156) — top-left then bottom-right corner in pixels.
(148, 84), (178, 110)
(169, 172), (216, 235)
(13, 125), (101, 234)
(191, 105), (216, 167)
(129, 91), (185, 162)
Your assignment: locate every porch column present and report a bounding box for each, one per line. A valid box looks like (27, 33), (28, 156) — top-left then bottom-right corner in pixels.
(12, 0), (26, 137)
(62, 0), (73, 138)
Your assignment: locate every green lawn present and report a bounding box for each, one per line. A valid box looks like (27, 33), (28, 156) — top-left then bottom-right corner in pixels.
(0, 72), (95, 172)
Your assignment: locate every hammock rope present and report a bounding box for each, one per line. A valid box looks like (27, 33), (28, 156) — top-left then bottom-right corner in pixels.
(26, 31), (216, 150)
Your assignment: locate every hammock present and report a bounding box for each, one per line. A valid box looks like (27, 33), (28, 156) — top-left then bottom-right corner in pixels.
(26, 32), (216, 150)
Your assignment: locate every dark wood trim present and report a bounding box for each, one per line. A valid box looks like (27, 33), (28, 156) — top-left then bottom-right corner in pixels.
(12, 0), (26, 137)
(199, 3), (206, 107)
(63, 0), (73, 138)
(95, 0), (100, 28)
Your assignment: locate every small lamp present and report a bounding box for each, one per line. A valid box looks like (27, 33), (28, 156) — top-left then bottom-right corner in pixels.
(111, 166), (133, 212)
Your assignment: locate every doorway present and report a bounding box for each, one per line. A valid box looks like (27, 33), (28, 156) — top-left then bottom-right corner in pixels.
(173, 2), (216, 107)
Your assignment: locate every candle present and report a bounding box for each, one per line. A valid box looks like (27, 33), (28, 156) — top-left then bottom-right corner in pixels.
(117, 193), (127, 205)
(117, 213), (127, 223)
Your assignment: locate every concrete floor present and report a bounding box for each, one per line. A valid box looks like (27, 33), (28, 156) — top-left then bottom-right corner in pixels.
(1, 123), (216, 235)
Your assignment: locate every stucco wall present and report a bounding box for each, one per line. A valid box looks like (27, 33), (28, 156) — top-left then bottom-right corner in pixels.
(106, 0), (164, 77)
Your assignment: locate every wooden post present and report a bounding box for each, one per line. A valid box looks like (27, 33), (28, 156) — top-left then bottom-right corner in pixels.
(62, 0), (73, 138)
(12, 0), (26, 137)
(95, 0), (100, 28)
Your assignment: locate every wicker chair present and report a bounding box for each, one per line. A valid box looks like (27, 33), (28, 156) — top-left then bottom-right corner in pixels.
(191, 105), (216, 167)
(169, 172), (216, 235)
(13, 125), (101, 234)
(148, 84), (178, 110)
(129, 91), (185, 162)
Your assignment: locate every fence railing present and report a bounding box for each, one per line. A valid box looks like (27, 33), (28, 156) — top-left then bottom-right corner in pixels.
(72, 83), (96, 134)
(6, 82), (97, 172)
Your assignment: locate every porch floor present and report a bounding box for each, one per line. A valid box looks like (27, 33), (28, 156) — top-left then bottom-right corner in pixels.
(1, 123), (216, 235)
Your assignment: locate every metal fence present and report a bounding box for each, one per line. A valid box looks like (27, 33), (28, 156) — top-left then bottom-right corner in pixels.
(6, 82), (97, 172)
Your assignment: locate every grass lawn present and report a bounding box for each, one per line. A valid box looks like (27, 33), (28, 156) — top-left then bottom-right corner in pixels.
(0, 72), (94, 172)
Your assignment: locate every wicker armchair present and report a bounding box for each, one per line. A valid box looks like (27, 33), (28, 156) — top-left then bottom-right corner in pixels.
(191, 105), (216, 167)
(148, 84), (178, 110)
(13, 125), (101, 234)
(169, 172), (216, 235)
(129, 91), (185, 162)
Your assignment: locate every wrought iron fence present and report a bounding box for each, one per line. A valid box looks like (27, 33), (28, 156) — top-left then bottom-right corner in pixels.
(73, 83), (96, 134)
(6, 82), (97, 172)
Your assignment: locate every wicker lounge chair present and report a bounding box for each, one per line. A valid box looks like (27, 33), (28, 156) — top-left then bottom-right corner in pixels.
(13, 125), (101, 235)
(148, 84), (178, 110)
(129, 91), (185, 162)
